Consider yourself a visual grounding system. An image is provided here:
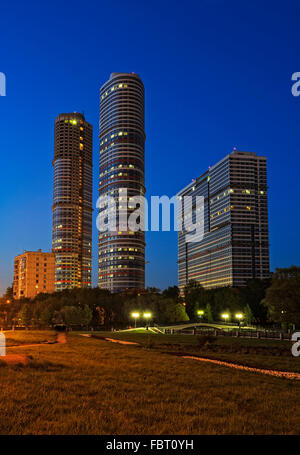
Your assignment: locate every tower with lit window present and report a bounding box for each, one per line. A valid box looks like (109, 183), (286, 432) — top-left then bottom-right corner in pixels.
(98, 73), (146, 292)
(52, 113), (93, 290)
(178, 150), (270, 291)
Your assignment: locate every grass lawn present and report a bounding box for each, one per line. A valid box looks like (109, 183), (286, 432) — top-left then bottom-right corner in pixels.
(87, 328), (290, 347)
(3, 330), (57, 347)
(0, 331), (299, 434)
(78, 329), (299, 373)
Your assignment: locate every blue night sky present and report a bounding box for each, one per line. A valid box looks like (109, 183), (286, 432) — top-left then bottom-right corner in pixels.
(1, 0), (300, 294)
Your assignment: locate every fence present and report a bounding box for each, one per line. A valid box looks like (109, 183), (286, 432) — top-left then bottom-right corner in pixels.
(162, 327), (291, 340)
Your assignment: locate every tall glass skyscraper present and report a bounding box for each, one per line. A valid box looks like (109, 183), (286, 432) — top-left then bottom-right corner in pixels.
(98, 73), (146, 292)
(178, 150), (270, 291)
(52, 113), (93, 291)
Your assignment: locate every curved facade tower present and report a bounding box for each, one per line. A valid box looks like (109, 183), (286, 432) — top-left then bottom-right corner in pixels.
(98, 73), (145, 292)
(52, 113), (93, 291)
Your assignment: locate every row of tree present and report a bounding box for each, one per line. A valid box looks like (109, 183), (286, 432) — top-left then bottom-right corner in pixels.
(1, 266), (299, 329)
(183, 279), (269, 325)
(183, 266), (300, 328)
(0, 287), (188, 330)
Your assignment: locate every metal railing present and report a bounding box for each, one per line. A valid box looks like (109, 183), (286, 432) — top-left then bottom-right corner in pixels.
(162, 327), (291, 340)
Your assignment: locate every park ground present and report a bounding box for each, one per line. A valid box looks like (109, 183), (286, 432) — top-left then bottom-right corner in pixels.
(0, 329), (299, 434)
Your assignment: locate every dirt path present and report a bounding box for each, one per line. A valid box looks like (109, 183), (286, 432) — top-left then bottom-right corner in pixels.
(91, 335), (300, 380)
(6, 332), (66, 349)
(1, 332), (67, 365)
(182, 355), (300, 380)
(57, 332), (67, 344)
(0, 354), (29, 366)
(104, 337), (139, 345)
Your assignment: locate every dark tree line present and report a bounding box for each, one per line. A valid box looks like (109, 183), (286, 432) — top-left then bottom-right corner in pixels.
(0, 286), (188, 330)
(1, 266), (299, 329)
(183, 279), (271, 325)
(264, 266), (300, 328)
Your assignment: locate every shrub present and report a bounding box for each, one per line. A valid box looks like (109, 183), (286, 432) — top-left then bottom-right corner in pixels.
(196, 335), (216, 347)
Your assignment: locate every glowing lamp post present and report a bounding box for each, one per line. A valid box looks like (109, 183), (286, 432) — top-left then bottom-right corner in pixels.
(221, 313), (230, 324)
(131, 312), (140, 329)
(143, 312), (152, 329)
(235, 313), (243, 327)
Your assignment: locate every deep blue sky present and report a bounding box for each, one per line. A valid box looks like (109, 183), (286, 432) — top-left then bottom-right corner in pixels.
(1, 0), (300, 294)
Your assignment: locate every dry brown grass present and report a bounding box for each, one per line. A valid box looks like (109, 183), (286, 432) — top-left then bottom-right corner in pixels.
(3, 330), (56, 346)
(0, 333), (299, 435)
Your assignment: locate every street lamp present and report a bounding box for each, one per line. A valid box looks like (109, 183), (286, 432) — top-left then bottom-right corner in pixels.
(197, 310), (204, 318)
(131, 312), (140, 329)
(221, 313), (230, 323)
(143, 312), (152, 329)
(235, 313), (243, 327)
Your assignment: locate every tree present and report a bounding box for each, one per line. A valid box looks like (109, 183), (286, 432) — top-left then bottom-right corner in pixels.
(80, 304), (93, 327)
(39, 304), (54, 327)
(4, 286), (13, 301)
(162, 286), (180, 301)
(184, 280), (204, 320)
(61, 306), (82, 327)
(0, 286), (14, 305)
(172, 303), (189, 323)
(239, 279), (270, 324)
(146, 287), (161, 294)
(244, 304), (253, 325)
(265, 266), (300, 325)
(93, 306), (105, 327)
(18, 304), (32, 327)
(212, 287), (241, 319)
(205, 303), (213, 323)
(158, 299), (189, 324)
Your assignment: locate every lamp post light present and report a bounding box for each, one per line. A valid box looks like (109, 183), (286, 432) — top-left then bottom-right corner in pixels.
(143, 312), (152, 330)
(197, 310), (204, 319)
(131, 312), (140, 329)
(235, 313), (243, 327)
(221, 313), (230, 324)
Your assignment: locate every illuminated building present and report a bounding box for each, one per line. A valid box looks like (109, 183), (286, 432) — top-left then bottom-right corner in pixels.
(52, 113), (93, 290)
(178, 150), (270, 290)
(13, 250), (55, 299)
(98, 73), (146, 292)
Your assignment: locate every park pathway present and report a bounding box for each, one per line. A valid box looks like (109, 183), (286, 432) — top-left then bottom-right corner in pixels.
(1, 331), (67, 365)
(182, 355), (300, 380)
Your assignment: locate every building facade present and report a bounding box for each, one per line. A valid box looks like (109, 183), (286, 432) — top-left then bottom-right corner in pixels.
(52, 113), (93, 291)
(178, 150), (270, 291)
(13, 250), (55, 299)
(98, 73), (146, 292)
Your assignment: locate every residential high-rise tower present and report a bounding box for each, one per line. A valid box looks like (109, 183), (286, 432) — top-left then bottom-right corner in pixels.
(52, 113), (93, 290)
(98, 73), (146, 292)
